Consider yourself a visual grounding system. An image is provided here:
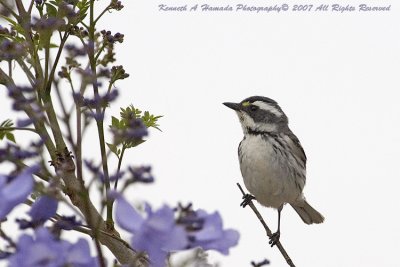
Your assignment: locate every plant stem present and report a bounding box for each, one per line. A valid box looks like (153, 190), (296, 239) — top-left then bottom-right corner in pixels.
(16, 59), (35, 85)
(0, 127), (40, 134)
(27, 0), (34, 14)
(88, 0), (113, 229)
(0, 69), (56, 156)
(114, 146), (126, 190)
(94, 5), (110, 25)
(44, 40), (50, 92)
(45, 32), (69, 95)
(7, 60), (12, 77)
(76, 90), (83, 185)
(94, 42), (106, 63)
(0, 0), (18, 18)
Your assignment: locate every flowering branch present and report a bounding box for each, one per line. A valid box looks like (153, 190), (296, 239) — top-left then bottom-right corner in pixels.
(0, 1), (241, 266)
(237, 183), (296, 267)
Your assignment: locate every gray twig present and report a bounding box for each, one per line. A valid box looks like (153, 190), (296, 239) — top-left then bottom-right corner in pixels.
(236, 183), (296, 267)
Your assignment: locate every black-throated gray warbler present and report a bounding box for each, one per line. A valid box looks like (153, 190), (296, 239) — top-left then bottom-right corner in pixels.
(224, 96), (324, 246)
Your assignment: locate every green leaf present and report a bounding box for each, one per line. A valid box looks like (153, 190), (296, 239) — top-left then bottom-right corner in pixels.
(140, 110), (163, 131)
(77, 0), (89, 10)
(124, 139), (146, 149)
(0, 119), (13, 128)
(0, 119), (15, 143)
(0, 15), (25, 35)
(76, 0), (90, 20)
(106, 142), (120, 157)
(110, 105), (162, 150)
(0, 15), (18, 27)
(6, 133), (15, 143)
(45, 3), (58, 17)
(111, 116), (120, 128)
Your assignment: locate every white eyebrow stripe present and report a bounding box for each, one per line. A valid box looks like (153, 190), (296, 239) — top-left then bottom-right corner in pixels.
(253, 101), (283, 117)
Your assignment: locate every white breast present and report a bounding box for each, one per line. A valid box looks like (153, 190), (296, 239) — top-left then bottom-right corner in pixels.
(239, 134), (303, 208)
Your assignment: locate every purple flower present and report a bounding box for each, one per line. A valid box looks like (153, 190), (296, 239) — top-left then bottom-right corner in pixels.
(84, 159), (102, 175)
(0, 143), (39, 162)
(76, 68), (97, 84)
(8, 227), (99, 267)
(0, 251), (11, 259)
(115, 196), (188, 267)
(101, 30), (124, 44)
(111, 117), (148, 145)
(109, 170), (125, 182)
(54, 215), (81, 231)
(0, 167), (35, 220)
(82, 89), (119, 109)
(111, 65), (129, 82)
(16, 118), (33, 127)
(185, 210), (240, 255)
(0, 40), (26, 61)
(128, 166), (154, 183)
(65, 44), (87, 57)
(65, 238), (99, 267)
(109, 0), (124, 10)
(28, 196), (58, 224)
(32, 17), (65, 33)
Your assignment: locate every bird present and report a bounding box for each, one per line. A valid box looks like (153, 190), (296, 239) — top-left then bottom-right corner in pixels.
(223, 96), (324, 246)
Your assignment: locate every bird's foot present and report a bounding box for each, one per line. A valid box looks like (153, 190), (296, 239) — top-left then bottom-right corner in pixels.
(240, 194), (255, 208)
(269, 231), (280, 247)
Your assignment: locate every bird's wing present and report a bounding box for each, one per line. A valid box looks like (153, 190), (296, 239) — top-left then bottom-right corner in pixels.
(284, 131), (307, 167)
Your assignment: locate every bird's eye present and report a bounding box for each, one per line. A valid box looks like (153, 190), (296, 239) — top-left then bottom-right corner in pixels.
(250, 105), (258, 112)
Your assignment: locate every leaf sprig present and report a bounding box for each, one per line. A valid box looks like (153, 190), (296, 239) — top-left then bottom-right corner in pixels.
(0, 119), (16, 143)
(107, 105), (162, 157)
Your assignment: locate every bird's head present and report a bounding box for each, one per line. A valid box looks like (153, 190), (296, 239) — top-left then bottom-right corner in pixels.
(223, 96), (288, 134)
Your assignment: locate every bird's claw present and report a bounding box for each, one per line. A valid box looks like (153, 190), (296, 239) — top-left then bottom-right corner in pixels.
(269, 231), (280, 247)
(240, 194), (255, 208)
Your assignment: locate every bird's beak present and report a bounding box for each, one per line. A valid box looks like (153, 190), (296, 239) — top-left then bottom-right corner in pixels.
(223, 102), (241, 111)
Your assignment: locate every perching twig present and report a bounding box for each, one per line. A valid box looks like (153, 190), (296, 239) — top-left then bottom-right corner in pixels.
(251, 259), (270, 267)
(237, 183), (296, 267)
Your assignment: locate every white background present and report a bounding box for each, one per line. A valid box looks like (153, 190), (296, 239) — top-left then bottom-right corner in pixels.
(2, 0), (400, 266)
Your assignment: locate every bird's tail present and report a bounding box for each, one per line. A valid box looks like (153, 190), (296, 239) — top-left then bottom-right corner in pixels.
(291, 201), (325, 225)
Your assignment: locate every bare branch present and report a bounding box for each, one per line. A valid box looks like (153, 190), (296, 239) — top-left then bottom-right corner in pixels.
(236, 183), (296, 267)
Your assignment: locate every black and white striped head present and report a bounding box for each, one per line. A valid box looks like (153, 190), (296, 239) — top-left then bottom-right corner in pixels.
(223, 96), (288, 134)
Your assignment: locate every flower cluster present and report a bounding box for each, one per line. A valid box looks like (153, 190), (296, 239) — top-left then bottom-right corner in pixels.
(65, 44), (87, 57)
(109, 0), (124, 11)
(176, 203), (240, 255)
(85, 159), (126, 183)
(83, 90), (119, 109)
(0, 26), (16, 37)
(32, 17), (66, 33)
(111, 65), (129, 83)
(72, 89), (119, 121)
(17, 196), (59, 229)
(0, 142), (41, 163)
(7, 86), (44, 124)
(0, 40), (27, 61)
(8, 227), (99, 267)
(128, 166), (154, 183)
(111, 116), (148, 145)
(0, 166), (36, 220)
(0, 0), (243, 266)
(114, 196), (239, 267)
(101, 30), (124, 44)
(70, 25), (89, 37)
